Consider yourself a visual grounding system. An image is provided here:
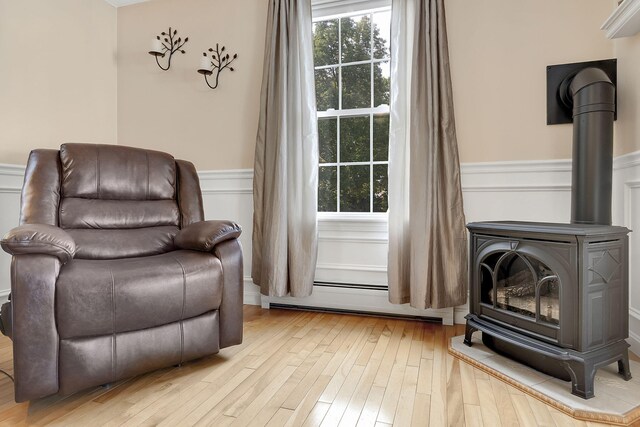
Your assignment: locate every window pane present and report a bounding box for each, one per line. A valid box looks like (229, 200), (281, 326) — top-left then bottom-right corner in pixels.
(342, 63), (371, 109)
(373, 114), (389, 161)
(373, 164), (388, 212)
(315, 67), (338, 111)
(341, 15), (371, 63)
(373, 61), (390, 107)
(340, 165), (370, 212)
(313, 20), (339, 66)
(318, 118), (337, 163)
(340, 115), (369, 163)
(372, 11), (391, 59)
(319, 166), (337, 212)
(315, 10), (391, 215)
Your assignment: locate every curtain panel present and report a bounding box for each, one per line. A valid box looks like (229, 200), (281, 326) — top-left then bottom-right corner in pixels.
(252, 0), (319, 297)
(387, 0), (468, 309)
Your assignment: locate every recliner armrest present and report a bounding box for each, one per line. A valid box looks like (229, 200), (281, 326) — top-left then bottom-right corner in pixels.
(1, 224), (76, 264)
(174, 220), (242, 252)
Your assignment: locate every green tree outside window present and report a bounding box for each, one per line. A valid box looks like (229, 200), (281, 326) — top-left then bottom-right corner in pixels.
(314, 11), (391, 213)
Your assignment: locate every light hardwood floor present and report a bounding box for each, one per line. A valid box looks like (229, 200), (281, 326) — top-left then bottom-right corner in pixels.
(0, 306), (632, 426)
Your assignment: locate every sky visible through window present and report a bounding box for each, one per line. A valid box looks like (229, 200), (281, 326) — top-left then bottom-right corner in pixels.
(313, 8), (391, 213)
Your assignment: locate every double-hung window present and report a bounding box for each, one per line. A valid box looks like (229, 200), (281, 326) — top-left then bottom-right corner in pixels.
(313, 4), (391, 213)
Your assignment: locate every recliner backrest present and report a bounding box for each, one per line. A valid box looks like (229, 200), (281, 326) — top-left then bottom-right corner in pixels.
(19, 143), (204, 260)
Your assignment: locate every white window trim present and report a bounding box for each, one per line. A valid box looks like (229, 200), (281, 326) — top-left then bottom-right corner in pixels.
(312, 0), (392, 20)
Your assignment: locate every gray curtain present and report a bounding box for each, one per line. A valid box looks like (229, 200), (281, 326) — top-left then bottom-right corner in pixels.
(387, 0), (468, 309)
(252, 0), (319, 297)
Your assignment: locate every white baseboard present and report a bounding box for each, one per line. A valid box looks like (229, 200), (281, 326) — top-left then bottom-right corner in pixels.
(454, 306), (469, 325)
(243, 279), (262, 306)
(244, 276), (460, 326)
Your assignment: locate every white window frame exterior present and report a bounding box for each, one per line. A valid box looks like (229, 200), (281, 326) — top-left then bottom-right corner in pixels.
(313, 2), (391, 217)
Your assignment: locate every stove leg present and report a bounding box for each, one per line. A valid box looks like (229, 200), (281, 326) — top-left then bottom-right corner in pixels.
(463, 322), (478, 347)
(618, 352), (632, 381)
(565, 360), (595, 399)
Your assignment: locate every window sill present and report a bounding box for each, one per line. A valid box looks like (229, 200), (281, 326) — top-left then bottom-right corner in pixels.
(318, 212), (388, 223)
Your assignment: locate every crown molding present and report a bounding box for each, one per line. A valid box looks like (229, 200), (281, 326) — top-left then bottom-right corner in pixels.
(601, 0), (640, 38)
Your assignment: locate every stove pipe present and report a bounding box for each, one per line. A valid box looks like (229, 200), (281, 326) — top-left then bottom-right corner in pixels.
(561, 67), (616, 225)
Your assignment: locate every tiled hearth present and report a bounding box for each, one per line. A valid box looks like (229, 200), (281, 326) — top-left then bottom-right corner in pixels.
(449, 335), (640, 426)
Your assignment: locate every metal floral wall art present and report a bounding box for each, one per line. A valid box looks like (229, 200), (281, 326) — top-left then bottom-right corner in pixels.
(197, 43), (238, 90)
(148, 27), (189, 71)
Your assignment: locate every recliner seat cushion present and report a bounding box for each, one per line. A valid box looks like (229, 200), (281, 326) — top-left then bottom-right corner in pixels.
(56, 250), (223, 339)
(67, 226), (178, 259)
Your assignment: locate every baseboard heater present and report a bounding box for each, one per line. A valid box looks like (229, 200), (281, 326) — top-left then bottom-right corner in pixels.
(313, 281), (387, 291)
(268, 303), (442, 323)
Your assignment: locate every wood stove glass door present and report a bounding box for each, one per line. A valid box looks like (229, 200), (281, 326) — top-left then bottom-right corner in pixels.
(480, 251), (560, 326)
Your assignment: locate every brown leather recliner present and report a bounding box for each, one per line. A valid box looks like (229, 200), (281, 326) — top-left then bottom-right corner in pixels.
(0, 143), (243, 402)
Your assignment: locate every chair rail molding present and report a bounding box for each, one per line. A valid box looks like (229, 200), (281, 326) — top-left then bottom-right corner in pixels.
(0, 165), (25, 304)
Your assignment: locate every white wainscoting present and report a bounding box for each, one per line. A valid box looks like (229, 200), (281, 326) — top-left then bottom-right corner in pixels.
(0, 164), (26, 302)
(455, 158), (573, 324)
(0, 153), (638, 348)
(613, 151), (640, 356)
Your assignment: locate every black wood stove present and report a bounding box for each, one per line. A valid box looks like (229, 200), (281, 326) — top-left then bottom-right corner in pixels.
(464, 64), (632, 399)
(465, 221), (631, 399)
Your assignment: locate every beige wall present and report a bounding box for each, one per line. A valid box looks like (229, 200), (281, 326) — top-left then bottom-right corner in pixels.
(446, 0), (616, 163)
(2, 0), (633, 169)
(0, 0), (117, 165)
(614, 32), (640, 156)
(118, 0), (620, 169)
(117, 0), (268, 170)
